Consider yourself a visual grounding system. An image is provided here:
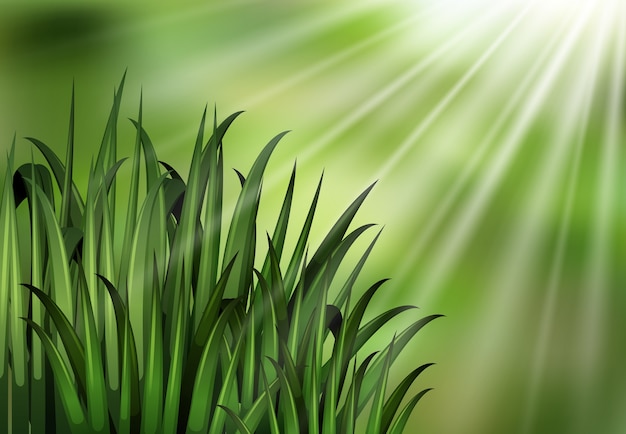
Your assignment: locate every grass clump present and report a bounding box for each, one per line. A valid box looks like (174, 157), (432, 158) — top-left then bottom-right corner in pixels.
(0, 75), (441, 433)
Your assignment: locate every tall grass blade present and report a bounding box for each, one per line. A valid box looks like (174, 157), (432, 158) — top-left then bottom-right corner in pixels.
(217, 405), (253, 434)
(304, 182), (376, 291)
(23, 320), (88, 433)
(366, 337), (394, 434)
(388, 388), (433, 434)
(381, 363), (434, 432)
(60, 83), (75, 227)
(222, 131), (289, 298)
(358, 314), (442, 413)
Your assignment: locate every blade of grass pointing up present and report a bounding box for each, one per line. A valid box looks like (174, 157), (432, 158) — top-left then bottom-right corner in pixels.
(388, 388), (433, 434)
(222, 130), (289, 299)
(284, 174), (322, 295)
(118, 93), (144, 299)
(24, 320), (88, 433)
(0, 143), (16, 433)
(366, 337), (394, 434)
(358, 314), (442, 414)
(381, 363), (434, 432)
(77, 271), (110, 433)
(60, 82), (75, 228)
(194, 108), (224, 330)
(141, 259), (164, 434)
(27, 155), (48, 434)
(304, 182), (376, 292)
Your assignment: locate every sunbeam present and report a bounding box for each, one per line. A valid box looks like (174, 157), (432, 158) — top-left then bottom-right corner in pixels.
(389, 8), (575, 293)
(412, 3), (591, 309)
(517, 6), (610, 431)
(573, 2), (626, 431)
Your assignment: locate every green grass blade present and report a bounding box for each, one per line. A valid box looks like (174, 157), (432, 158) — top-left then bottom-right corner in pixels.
(194, 110), (225, 330)
(287, 251), (307, 359)
(283, 174), (322, 294)
(257, 162), (296, 284)
(22, 283), (87, 396)
(358, 314), (442, 414)
(304, 182), (376, 291)
(78, 273), (110, 433)
(60, 83), (75, 227)
(267, 358), (300, 434)
(141, 260), (164, 434)
(381, 363), (434, 432)
(0, 146), (15, 433)
(25, 136), (84, 221)
(207, 317), (247, 434)
(260, 366), (281, 434)
(33, 181), (76, 323)
(97, 275), (141, 433)
(241, 377), (280, 431)
(334, 227), (382, 310)
(388, 389), (433, 434)
(338, 352), (378, 430)
(127, 172), (171, 377)
(366, 337), (394, 434)
(354, 306), (416, 352)
(27, 156), (49, 433)
(217, 405), (253, 434)
(184, 299), (240, 433)
(23, 319), (88, 433)
(118, 94), (144, 298)
(222, 130), (289, 298)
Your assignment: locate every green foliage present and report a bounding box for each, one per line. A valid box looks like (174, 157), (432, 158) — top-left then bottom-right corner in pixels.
(0, 78), (440, 433)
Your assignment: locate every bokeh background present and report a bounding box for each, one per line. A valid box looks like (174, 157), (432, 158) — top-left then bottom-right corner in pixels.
(1, 0), (625, 432)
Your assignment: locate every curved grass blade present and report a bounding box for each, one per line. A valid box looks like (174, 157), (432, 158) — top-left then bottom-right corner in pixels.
(338, 352), (378, 431)
(283, 174), (322, 295)
(78, 273), (110, 433)
(354, 306), (416, 352)
(97, 274), (141, 433)
(366, 337), (394, 434)
(23, 319), (88, 433)
(304, 182), (376, 291)
(141, 259), (164, 434)
(203, 308), (248, 434)
(381, 363), (434, 432)
(0, 144), (17, 432)
(194, 109), (225, 330)
(60, 83), (75, 228)
(222, 130), (289, 298)
(32, 176), (76, 322)
(358, 314), (443, 414)
(388, 388), (433, 434)
(260, 365), (281, 434)
(334, 227), (382, 310)
(267, 358), (299, 434)
(180, 288), (239, 433)
(21, 284), (86, 398)
(217, 405), (253, 434)
(25, 136), (84, 222)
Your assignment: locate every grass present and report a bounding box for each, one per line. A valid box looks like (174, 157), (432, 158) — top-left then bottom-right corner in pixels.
(0, 75), (441, 433)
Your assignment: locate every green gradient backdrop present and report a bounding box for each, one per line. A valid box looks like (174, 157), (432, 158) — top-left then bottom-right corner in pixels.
(2, 1), (625, 433)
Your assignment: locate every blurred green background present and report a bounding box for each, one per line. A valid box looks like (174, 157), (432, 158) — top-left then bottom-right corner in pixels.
(2, 0), (625, 432)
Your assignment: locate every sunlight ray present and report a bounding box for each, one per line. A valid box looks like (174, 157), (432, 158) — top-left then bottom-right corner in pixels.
(572, 3), (626, 430)
(390, 9), (574, 287)
(432, 6), (597, 432)
(517, 7), (610, 434)
(150, 1), (389, 102)
(415, 3), (592, 308)
(241, 3), (443, 109)
(292, 2), (514, 166)
(252, 2), (525, 205)
(372, 1), (536, 182)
